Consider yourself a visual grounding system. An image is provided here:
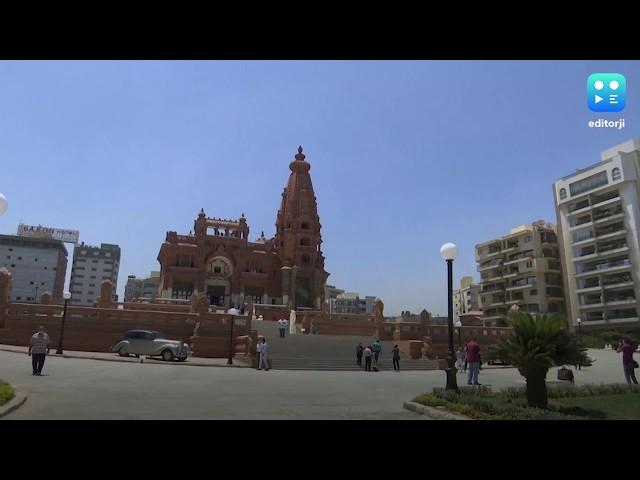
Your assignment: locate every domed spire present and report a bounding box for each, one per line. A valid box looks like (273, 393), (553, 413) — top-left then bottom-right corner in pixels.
(295, 145), (306, 162)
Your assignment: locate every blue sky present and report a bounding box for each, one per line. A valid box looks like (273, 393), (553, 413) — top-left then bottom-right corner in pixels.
(1, 60), (638, 315)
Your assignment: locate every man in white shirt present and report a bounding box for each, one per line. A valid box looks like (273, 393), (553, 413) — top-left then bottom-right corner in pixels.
(258, 338), (269, 370)
(278, 318), (287, 338)
(28, 326), (50, 375)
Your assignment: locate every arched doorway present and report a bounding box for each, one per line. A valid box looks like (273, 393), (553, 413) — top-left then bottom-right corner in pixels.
(206, 256), (233, 308)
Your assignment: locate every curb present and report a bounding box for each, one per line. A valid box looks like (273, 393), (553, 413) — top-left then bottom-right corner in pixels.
(0, 346), (250, 368)
(403, 401), (472, 420)
(0, 391), (27, 418)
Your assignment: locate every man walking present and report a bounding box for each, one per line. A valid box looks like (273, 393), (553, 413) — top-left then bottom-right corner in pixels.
(392, 344), (400, 372)
(258, 337), (270, 371)
(278, 318), (286, 338)
(617, 337), (638, 384)
(356, 342), (364, 367)
(372, 339), (382, 366)
(466, 337), (481, 385)
(28, 325), (50, 376)
(363, 345), (373, 372)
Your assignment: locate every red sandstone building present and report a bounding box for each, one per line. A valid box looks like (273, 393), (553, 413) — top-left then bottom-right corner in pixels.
(157, 147), (329, 309)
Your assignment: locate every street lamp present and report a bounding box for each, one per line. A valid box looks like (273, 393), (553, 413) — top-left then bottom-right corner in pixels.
(576, 317), (582, 371)
(227, 307), (240, 365)
(455, 319), (462, 348)
(440, 242), (459, 392)
(56, 291), (72, 355)
(0, 192), (7, 216)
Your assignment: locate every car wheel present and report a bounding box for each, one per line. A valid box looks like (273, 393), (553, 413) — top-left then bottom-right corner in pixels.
(161, 349), (174, 362)
(118, 348), (129, 357)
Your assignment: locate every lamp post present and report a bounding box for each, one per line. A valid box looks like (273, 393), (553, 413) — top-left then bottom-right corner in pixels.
(455, 319), (462, 348)
(56, 291), (72, 355)
(440, 242), (459, 392)
(0, 192), (7, 216)
(576, 317), (582, 371)
(227, 307), (240, 365)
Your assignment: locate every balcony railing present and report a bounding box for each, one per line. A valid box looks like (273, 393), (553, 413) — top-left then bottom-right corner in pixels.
(580, 258), (631, 274)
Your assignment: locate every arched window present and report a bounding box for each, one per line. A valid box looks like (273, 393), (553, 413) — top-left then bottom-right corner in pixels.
(612, 167), (621, 181)
(559, 188), (567, 200)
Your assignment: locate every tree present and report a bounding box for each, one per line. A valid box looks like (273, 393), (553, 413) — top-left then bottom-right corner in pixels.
(487, 311), (591, 409)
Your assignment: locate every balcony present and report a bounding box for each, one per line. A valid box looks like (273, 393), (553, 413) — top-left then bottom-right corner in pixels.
(595, 224), (626, 240)
(503, 252), (534, 265)
(576, 258), (631, 277)
(591, 191), (621, 209)
(481, 286), (505, 295)
(478, 259), (504, 272)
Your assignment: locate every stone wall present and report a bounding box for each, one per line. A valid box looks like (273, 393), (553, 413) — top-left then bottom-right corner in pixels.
(0, 299), (254, 359)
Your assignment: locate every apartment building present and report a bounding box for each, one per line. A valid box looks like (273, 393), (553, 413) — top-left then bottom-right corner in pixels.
(328, 292), (376, 314)
(0, 234), (68, 303)
(124, 271), (161, 302)
(554, 139), (640, 329)
(475, 221), (564, 326)
(453, 276), (482, 322)
(69, 242), (121, 305)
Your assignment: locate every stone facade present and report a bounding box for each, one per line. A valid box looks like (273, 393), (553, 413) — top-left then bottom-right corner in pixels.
(157, 147), (329, 310)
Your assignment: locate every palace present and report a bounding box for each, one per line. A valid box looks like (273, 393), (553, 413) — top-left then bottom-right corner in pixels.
(157, 146), (329, 309)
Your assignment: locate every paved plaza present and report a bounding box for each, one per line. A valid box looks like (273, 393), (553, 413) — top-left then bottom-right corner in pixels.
(0, 348), (630, 420)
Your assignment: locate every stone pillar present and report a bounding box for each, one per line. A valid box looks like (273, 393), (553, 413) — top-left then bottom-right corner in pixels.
(40, 292), (52, 305)
(96, 280), (116, 309)
(281, 266), (291, 307)
(290, 266), (298, 307)
(0, 267), (11, 328)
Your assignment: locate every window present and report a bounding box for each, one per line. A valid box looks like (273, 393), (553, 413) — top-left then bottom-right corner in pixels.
(92, 260), (99, 263)
(559, 188), (567, 200)
(10, 264), (15, 268)
(30, 281), (34, 285)
(90, 276), (96, 279)
(612, 167), (621, 181)
(524, 236), (532, 243)
(34, 258), (37, 262)
(569, 171), (608, 197)
(5, 256), (9, 259)
(81, 250), (86, 255)
(17, 256), (22, 260)
(89, 283), (95, 287)
(105, 252), (111, 257)
(88, 291), (95, 295)
(300, 238), (311, 246)
(16, 296), (21, 300)
(530, 289), (537, 296)
(91, 268), (97, 271)
(301, 223), (310, 230)
(526, 261), (532, 268)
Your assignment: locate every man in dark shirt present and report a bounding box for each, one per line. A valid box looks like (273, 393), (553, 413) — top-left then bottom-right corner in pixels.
(466, 337), (481, 385)
(617, 338), (638, 384)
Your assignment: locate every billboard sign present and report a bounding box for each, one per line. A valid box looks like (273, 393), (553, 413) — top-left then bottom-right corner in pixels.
(17, 224), (80, 244)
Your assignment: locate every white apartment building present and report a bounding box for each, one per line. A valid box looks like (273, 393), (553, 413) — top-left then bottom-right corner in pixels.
(69, 242), (121, 306)
(0, 234), (68, 303)
(453, 276), (482, 322)
(554, 139), (640, 329)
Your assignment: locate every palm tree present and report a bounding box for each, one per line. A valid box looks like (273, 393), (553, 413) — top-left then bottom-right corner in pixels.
(488, 311), (591, 409)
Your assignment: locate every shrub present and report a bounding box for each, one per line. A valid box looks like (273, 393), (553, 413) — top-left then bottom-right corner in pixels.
(0, 380), (15, 406)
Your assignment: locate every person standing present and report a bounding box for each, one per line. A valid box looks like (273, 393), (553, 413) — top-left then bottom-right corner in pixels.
(466, 337), (481, 385)
(363, 345), (373, 372)
(258, 337), (270, 371)
(277, 318), (286, 338)
(356, 342), (364, 367)
(372, 339), (382, 366)
(617, 338), (638, 384)
(392, 344), (400, 372)
(28, 325), (50, 376)
(282, 317), (289, 337)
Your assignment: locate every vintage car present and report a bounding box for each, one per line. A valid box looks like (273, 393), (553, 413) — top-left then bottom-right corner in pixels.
(111, 330), (189, 362)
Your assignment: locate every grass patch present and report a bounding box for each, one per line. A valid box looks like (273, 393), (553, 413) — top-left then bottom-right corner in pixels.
(413, 384), (640, 420)
(0, 380), (15, 406)
(551, 394), (640, 420)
